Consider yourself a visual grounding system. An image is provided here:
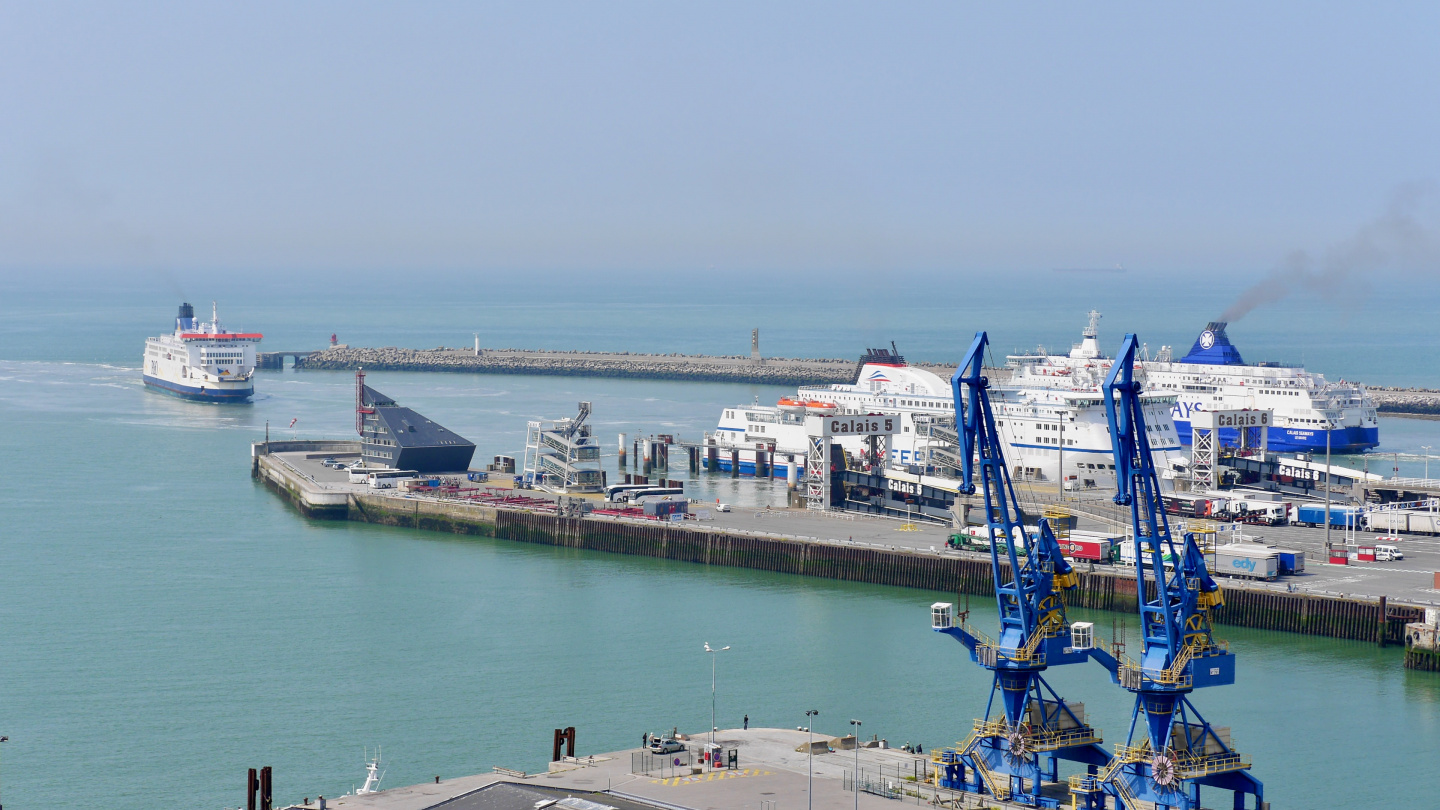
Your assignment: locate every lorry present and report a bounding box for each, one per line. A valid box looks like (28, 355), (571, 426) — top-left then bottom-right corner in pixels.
(1119, 538), (1176, 570)
(1227, 500), (1290, 526)
(1057, 531), (1120, 563)
(1364, 509), (1440, 536)
(1213, 544), (1280, 581)
(1270, 547), (1306, 574)
(1162, 493), (1227, 519)
(1293, 503), (1361, 528)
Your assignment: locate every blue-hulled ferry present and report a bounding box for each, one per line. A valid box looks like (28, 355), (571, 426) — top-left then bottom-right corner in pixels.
(1007, 312), (1379, 454)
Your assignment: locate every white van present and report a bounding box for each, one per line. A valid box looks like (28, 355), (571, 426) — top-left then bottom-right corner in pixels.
(1375, 544), (1404, 561)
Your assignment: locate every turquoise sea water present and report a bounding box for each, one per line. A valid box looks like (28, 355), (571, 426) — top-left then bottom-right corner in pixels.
(2, 279), (1439, 809)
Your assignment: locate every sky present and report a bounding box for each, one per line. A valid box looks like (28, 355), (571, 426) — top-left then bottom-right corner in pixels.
(2, 2), (1439, 279)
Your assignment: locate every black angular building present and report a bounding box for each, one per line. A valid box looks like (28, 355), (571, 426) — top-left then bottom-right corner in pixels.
(357, 379), (475, 473)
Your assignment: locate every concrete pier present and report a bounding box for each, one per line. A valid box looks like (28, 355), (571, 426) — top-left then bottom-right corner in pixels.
(288, 727), (1040, 810)
(253, 441), (1433, 650)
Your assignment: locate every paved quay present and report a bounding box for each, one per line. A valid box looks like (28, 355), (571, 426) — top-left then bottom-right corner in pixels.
(258, 445), (1440, 608)
(290, 727), (1016, 810)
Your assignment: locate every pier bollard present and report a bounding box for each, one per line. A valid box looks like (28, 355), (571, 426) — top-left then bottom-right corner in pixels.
(707, 446), (718, 474)
(618, 433), (627, 470)
(730, 450), (740, 478)
(689, 446), (699, 474)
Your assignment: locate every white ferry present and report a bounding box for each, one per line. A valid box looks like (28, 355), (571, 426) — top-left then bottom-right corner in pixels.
(705, 346), (1183, 488)
(1006, 312), (1379, 454)
(142, 302), (262, 402)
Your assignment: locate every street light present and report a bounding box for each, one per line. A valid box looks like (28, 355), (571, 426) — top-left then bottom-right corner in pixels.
(805, 709), (820, 810)
(0, 734), (8, 810)
(1324, 419), (1333, 553)
(849, 719), (862, 810)
(704, 643), (730, 748)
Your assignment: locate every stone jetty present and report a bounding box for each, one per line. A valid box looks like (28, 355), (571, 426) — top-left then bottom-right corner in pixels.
(1368, 386), (1440, 417)
(293, 345), (959, 386)
(278, 345), (1437, 415)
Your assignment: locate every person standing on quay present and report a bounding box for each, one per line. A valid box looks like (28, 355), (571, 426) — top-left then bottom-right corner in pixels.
(744, 714), (749, 730)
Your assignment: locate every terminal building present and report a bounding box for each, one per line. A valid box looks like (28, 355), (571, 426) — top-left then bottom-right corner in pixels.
(356, 372), (475, 473)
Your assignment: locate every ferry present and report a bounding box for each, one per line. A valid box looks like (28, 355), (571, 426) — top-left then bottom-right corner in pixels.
(142, 302), (262, 402)
(1006, 311), (1379, 454)
(706, 346), (1184, 488)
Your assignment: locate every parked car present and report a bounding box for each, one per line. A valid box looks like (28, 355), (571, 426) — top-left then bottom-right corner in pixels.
(649, 738), (685, 754)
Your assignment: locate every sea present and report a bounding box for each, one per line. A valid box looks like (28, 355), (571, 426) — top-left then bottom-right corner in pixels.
(1, 270), (1438, 810)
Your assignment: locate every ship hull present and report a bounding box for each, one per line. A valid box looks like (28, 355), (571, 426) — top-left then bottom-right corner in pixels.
(702, 451), (802, 477)
(143, 374), (254, 403)
(1174, 420), (1378, 454)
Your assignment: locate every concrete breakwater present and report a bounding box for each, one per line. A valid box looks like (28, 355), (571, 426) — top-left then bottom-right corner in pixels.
(269, 345), (1438, 417)
(254, 452), (1421, 649)
(283, 345), (958, 386)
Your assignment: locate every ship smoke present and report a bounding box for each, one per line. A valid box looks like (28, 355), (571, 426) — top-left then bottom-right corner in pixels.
(1220, 182), (1439, 323)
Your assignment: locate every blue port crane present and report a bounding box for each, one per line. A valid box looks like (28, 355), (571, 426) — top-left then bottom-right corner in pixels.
(1087, 333), (1265, 810)
(930, 331), (1111, 809)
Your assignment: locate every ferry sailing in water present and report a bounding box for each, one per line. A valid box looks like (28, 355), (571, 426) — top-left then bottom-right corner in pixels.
(142, 302), (262, 402)
(1005, 311), (1379, 454)
(706, 345), (1184, 489)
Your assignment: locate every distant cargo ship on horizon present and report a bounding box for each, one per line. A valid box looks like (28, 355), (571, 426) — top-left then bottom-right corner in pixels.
(142, 302), (262, 403)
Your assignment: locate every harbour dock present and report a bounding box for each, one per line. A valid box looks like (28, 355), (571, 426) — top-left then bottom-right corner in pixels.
(285, 727), (1058, 810)
(253, 441), (1434, 651)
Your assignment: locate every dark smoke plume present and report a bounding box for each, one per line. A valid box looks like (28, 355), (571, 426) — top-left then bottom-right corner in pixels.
(1221, 182), (1439, 323)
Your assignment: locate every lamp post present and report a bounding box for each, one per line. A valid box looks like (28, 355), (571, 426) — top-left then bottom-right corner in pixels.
(704, 643), (730, 748)
(1424, 446), (1433, 480)
(849, 719), (862, 810)
(0, 734), (8, 810)
(1324, 420), (1333, 553)
(1058, 413), (1066, 501)
(805, 709), (820, 810)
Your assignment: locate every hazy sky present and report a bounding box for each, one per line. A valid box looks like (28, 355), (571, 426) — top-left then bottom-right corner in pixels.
(2, 2), (1438, 276)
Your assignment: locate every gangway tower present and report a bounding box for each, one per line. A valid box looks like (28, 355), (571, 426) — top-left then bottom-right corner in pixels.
(929, 332), (1111, 808)
(1087, 334), (1264, 810)
(1190, 409), (1271, 491)
(523, 402), (603, 493)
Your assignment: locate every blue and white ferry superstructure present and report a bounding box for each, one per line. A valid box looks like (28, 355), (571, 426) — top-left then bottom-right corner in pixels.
(706, 347), (1183, 487)
(142, 302), (262, 402)
(1007, 312), (1379, 454)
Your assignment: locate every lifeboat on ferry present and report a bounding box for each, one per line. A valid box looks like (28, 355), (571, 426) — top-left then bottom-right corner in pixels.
(804, 400), (839, 414)
(777, 397), (806, 412)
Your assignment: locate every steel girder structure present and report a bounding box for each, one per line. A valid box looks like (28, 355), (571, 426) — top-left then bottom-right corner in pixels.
(1090, 334), (1264, 810)
(931, 332), (1110, 809)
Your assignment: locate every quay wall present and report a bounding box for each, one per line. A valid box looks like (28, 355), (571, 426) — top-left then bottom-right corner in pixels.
(254, 454), (1419, 647)
(1406, 647), (1440, 672)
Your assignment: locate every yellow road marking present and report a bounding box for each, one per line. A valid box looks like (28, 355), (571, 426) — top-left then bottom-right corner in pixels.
(648, 769), (773, 787)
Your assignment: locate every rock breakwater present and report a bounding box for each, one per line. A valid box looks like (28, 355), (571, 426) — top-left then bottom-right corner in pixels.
(292, 346), (952, 386)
